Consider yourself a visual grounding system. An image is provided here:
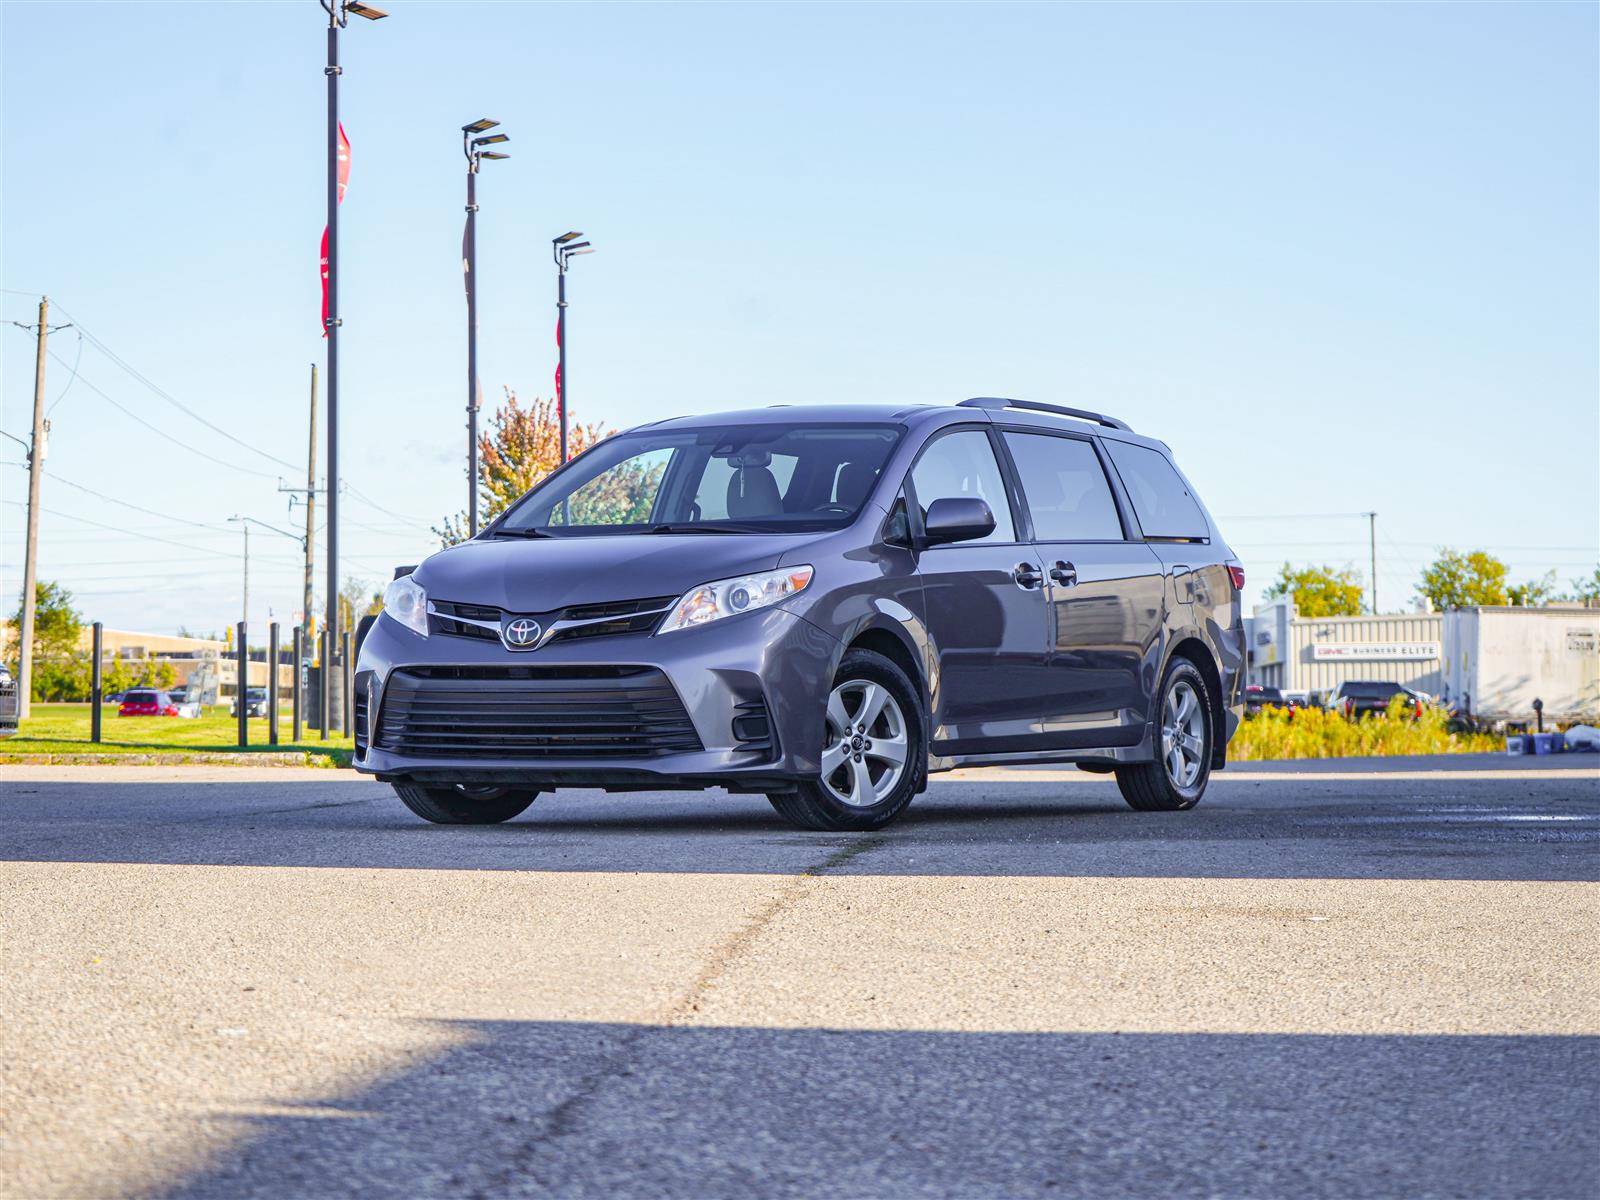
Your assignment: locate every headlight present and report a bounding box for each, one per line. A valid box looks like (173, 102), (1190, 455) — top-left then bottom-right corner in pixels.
(657, 565), (813, 634)
(382, 575), (428, 637)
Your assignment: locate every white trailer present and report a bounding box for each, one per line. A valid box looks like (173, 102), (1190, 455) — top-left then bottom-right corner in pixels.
(1440, 606), (1600, 726)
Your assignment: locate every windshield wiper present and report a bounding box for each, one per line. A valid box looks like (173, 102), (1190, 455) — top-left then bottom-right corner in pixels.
(486, 527), (555, 539)
(644, 523), (771, 535)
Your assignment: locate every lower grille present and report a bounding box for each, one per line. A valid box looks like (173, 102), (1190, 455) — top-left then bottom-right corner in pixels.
(375, 666), (703, 760)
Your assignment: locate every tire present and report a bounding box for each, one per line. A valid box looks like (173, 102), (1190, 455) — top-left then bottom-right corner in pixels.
(393, 782), (539, 825)
(1116, 658), (1213, 813)
(767, 648), (923, 832)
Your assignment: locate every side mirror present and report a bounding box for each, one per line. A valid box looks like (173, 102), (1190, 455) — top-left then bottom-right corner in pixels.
(921, 497), (996, 546)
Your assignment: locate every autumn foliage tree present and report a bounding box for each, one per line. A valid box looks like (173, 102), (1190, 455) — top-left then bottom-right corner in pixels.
(434, 392), (611, 547)
(1262, 563), (1364, 617)
(1417, 548), (1509, 610)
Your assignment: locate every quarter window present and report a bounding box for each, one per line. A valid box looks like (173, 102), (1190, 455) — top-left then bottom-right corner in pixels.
(1102, 440), (1208, 540)
(909, 430), (1014, 544)
(1002, 432), (1124, 541)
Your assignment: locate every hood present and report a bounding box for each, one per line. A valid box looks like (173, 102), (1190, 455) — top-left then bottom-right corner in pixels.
(413, 531), (821, 612)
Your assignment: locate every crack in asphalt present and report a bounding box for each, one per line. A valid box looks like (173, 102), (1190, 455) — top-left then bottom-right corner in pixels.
(469, 834), (888, 1198)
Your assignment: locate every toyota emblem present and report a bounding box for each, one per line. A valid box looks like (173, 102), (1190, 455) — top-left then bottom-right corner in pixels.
(503, 617), (542, 648)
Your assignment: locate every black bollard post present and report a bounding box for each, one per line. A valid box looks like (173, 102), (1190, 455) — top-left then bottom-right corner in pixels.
(236, 621), (249, 749)
(91, 621), (103, 743)
(268, 622), (280, 746)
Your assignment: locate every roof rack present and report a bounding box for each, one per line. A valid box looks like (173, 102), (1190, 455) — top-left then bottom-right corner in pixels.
(958, 396), (1131, 432)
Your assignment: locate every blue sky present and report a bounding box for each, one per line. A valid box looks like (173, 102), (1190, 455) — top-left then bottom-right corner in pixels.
(4, 0), (1596, 634)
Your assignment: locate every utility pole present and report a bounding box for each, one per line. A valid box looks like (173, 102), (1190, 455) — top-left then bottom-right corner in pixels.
(16, 297), (50, 721)
(241, 521), (250, 630)
(1364, 511), (1378, 614)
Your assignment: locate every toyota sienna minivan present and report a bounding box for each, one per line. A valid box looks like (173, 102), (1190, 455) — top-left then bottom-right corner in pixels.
(354, 397), (1245, 831)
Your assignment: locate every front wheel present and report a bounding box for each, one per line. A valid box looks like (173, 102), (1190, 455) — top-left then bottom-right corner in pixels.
(393, 782), (539, 825)
(767, 648), (923, 832)
(1115, 659), (1213, 812)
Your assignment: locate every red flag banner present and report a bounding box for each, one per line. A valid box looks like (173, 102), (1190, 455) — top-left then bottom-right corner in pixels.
(320, 226), (330, 336)
(319, 124), (353, 336)
(336, 123), (352, 202)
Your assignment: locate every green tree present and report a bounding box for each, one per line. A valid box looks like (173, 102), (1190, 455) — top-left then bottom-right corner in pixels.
(338, 577), (384, 634)
(1567, 566), (1600, 606)
(434, 392), (617, 547)
(1262, 563), (1364, 617)
(1506, 570), (1558, 607)
(1417, 548), (1509, 611)
(8, 580), (83, 662)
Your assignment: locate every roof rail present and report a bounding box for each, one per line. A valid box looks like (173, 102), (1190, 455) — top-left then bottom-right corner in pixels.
(958, 396), (1131, 432)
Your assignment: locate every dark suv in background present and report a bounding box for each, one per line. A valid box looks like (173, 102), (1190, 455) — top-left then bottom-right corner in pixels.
(355, 398), (1245, 830)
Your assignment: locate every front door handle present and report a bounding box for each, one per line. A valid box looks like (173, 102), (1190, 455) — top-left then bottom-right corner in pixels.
(1012, 563), (1044, 590)
(1049, 560), (1078, 587)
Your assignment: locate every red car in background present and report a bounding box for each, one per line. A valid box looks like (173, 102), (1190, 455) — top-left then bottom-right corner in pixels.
(118, 689), (180, 717)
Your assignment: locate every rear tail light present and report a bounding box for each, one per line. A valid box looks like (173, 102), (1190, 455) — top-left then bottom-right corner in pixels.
(1226, 563), (1246, 590)
(1414, 699), (1423, 720)
(1344, 699), (1354, 717)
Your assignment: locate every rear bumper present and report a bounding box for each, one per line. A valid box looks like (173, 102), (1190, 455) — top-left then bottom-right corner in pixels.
(352, 606), (842, 791)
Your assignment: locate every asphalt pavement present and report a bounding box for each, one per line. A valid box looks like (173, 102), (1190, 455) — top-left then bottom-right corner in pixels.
(2, 753), (1596, 1199)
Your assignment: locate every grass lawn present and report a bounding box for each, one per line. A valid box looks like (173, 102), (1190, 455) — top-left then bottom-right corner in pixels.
(2, 703), (353, 766)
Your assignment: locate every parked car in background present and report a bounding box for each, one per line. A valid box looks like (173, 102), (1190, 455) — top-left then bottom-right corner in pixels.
(1326, 680), (1427, 720)
(356, 397), (1247, 831)
(118, 690), (182, 717)
(230, 687), (270, 718)
(1243, 685), (1289, 717)
(0, 662), (18, 738)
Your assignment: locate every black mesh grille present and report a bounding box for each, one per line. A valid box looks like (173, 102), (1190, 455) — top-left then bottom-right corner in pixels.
(353, 673), (371, 757)
(428, 600), (500, 641)
(428, 595), (676, 646)
(375, 666), (703, 760)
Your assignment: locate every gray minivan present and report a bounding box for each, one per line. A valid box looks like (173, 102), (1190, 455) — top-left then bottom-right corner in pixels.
(354, 398), (1245, 831)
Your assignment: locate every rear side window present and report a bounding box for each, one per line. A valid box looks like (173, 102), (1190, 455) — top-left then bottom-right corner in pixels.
(1103, 440), (1208, 540)
(1002, 432), (1124, 541)
(909, 430), (1015, 544)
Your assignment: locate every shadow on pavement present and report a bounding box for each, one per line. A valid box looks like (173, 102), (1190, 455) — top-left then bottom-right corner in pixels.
(161, 1021), (1598, 1200)
(4, 771), (1597, 881)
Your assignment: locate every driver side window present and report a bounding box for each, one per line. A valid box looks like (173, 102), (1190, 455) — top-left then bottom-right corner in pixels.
(909, 430), (1014, 544)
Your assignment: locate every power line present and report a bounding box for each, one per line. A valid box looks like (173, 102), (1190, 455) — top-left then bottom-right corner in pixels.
(38, 351), (283, 480)
(40, 300), (300, 472)
(0, 500), (244, 558)
(0, 461), (231, 533)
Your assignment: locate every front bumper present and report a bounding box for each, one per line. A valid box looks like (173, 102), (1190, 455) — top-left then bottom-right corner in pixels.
(353, 606), (842, 790)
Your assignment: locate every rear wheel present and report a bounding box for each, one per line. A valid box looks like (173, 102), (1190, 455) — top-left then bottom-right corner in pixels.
(393, 782), (539, 825)
(767, 649), (922, 832)
(1115, 659), (1213, 812)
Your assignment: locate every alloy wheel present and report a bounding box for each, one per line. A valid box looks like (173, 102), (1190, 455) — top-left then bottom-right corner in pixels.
(1161, 679), (1205, 789)
(821, 679), (909, 808)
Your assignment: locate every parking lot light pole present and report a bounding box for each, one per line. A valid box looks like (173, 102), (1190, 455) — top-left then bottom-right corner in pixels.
(320, 0), (387, 705)
(552, 232), (594, 526)
(461, 119), (510, 536)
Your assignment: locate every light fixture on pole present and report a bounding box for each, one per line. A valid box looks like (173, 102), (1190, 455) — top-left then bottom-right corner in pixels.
(552, 231), (595, 520)
(462, 118), (510, 537)
(318, 0), (386, 730)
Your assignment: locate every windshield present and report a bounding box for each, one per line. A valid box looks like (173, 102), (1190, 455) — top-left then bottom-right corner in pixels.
(492, 422), (903, 536)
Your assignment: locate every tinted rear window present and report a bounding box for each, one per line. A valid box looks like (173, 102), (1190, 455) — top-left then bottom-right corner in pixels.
(1102, 440), (1208, 540)
(1346, 682), (1403, 698)
(126, 692), (156, 704)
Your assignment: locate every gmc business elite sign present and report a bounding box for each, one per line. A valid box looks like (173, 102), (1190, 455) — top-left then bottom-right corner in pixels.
(1311, 642), (1441, 661)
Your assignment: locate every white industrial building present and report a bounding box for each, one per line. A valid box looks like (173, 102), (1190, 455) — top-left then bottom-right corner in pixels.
(1245, 601), (1599, 723)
